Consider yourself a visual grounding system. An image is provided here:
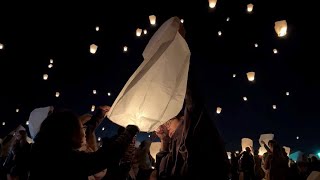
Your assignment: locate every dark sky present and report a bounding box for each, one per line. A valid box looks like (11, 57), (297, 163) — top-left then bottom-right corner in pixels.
(0, 0), (319, 153)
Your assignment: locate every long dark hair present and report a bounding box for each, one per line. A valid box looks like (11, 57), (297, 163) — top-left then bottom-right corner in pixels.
(33, 110), (82, 150)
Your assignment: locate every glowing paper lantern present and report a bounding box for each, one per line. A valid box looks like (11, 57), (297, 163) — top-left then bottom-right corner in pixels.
(2, 122), (5, 126)
(0, 43), (3, 49)
(50, 59), (53, 64)
(16, 108), (19, 113)
(98, 137), (101, 141)
(296, 136), (299, 140)
(123, 46), (128, 52)
(107, 92), (111, 96)
(286, 92), (290, 96)
(254, 43), (258, 47)
(107, 17), (190, 132)
(149, 15), (156, 25)
(43, 74), (48, 80)
(246, 72), (255, 81)
(90, 44), (98, 54)
(28, 106), (53, 139)
(226, 17), (230, 22)
(180, 19), (184, 23)
(258, 133), (274, 155)
(274, 20), (287, 37)
(243, 97), (248, 101)
(233, 74), (236, 78)
(209, 0), (217, 8)
(55, 92), (60, 97)
(102, 127), (105, 131)
(241, 138), (253, 151)
(150, 142), (161, 160)
(283, 146), (291, 156)
(91, 105), (95, 112)
(26, 121), (29, 125)
(144, 29), (147, 34)
(96, 26), (99, 31)
(227, 152), (231, 160)
(136, 28), (142, 37)
(273, 49), (278, 54)
(216, 107), (222, 114)
(218, 31), (222, 36)
(273, 105), (277, 109)
(93, 90), (97, 94)
(247, 4), (254, 13)
(48, 64), (53, 68)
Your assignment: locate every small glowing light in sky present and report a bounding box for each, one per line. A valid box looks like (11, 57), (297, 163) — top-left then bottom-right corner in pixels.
(226, 17), (230, 22)
(254, 43), (258, 48)
(102, 127), (105, 131)
(296, 136), (299, 140)
(107, 92), (111, 96)
(26, 121), (29, 125)
(218, 31), (222, 36)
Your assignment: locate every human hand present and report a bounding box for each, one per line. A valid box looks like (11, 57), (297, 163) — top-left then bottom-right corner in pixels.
(155, 125), (169, 141)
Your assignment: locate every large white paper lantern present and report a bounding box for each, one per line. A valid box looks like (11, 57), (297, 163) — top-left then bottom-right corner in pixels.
(241, 138), (253, 151)
(274, 20), (287, 37)
(90, 44), (98, 54)
(43, 74), (48, 80)
(283, 146), (291, 156)
(246, 72), (255, 81)
(209, 0), (217, 8)
(247, 4), (254, 13)
(258, 133), (274, 155)
(216, 107), (222, 114)
(28, 106), (52, 139)
(144, 29), (147, 34)
(0, 43), (3, 49)
(136, 28), (142, 37)
(107, 17), (190, 132)
(149, 15), (156, 25)
(55, 92), (60, 97)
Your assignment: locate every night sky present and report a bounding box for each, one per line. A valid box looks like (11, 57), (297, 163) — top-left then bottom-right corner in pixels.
(0, 0), (319, 154)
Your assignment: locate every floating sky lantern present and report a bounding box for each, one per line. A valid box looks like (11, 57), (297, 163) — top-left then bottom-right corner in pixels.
(144, 29), (147, 34)
(136, 28), (142, 37)
(233, 74), (236, 78)
(286, 92), (290, 96)
(43, 74), (48, 80)
(2, 122), (5, 126)
(273, 105), (277, 109)
(98, 137), (101, 141)
(148, 135), (151, 138)
(107, 92), (111, 96)
(216, 107), (222, 114)
(209, 0), (217, 8)
(16, 108), (19, 113)
(91, 105), (95, 112)
(149, 15), (156, 25)
(102, 127), (105, 131)
(50, 59), (53, 64)
(241, 138), (253, 152)
(273, 49), (278, 54)
(247, 4), (254, 13)
(243, 97), (248, 101)
(123, 46), (128, 52)
(0, 43), (3, 49)
(274, 20), (287, 37)
(226, 17), (230, 22)
(180, 19), (184, 23)
(55, 92), (60, 97)
(218, 31), (222, 36)
(90, 44), (98, 54)
(246, 72), (255, 81)
(296, 136), (299, 140)
(48, 64), (53, 68)
(26, 121), (29, 125)
(96, 26), (99, 31)
(254, 43), (258, 48)
(93, 90), (97, 94)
